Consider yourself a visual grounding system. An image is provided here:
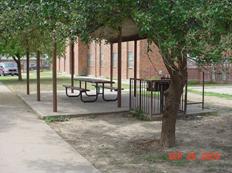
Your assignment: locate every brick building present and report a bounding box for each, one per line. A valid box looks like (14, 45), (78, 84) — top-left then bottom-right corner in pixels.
(187, 58), (232, 82)
(57, 39), (169, 80)
(57, 39), (232, 83)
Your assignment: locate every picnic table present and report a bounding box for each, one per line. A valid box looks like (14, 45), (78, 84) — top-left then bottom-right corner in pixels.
(63, 77), (120, 102)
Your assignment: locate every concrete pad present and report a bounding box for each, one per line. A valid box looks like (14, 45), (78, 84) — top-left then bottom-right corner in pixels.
(0, 82), (101, 173)
(18, 89), (214, 119)
(19, 91), (129, 119)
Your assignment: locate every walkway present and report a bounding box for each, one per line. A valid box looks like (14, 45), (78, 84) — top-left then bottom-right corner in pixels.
(0, 83), (100, 173)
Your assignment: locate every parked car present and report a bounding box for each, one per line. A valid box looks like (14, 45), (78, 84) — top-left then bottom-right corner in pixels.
(29, 64), (37, 70)
(0, 62), (18, 76)
(0, 66), (3, 76)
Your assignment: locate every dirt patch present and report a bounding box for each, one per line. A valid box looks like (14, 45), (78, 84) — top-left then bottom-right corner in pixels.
(188, 92), (232, 109)
(49, 110), (232, 173)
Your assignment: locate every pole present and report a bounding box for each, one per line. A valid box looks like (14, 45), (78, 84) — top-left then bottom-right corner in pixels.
(184, 72), (188, 114)
(129, 78), (132, 109)
(126, 42), (129, 79)
(110, 43), (113, 88)
(99, 41), (102, 76)
(52, 33), (57, 112)
(202, 72), (205, 109)
(95, 42), (97, 77)
(70, 40), (75, 93)
(134, 40), (137, 97)
(117, 28), (122, 107)
(26, 48), (30, 95)
(36, 50), (41, 101)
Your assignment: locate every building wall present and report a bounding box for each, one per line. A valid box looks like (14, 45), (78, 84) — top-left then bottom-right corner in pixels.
(139, 40), (168, 79)
(188, 68), (205, 81)
(57, 39), (168, 80)
(77, 39), (88, 75)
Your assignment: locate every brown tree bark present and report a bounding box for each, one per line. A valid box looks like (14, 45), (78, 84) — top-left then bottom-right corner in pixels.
(52, 33), (57, 112)
(36, 50), (41, 101)
(12, 55), (22, 81)
(26, 49), (30, 95)
(69, 40), (74, 93)
(160, 73), (186, 147)
(160, 56), (187, 147)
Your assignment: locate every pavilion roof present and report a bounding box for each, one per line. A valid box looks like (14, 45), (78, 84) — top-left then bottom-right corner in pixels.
(91, 18), (146, 43)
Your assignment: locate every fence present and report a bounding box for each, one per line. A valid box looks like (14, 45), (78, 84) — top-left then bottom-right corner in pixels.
(129, 72), (205, 116)
(184, 72), (205, 113)
(129, 78), (185, 116)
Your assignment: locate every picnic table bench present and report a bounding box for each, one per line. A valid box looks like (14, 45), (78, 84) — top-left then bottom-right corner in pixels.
(63, 78), (123, 103)
(63, 85), (89, 97)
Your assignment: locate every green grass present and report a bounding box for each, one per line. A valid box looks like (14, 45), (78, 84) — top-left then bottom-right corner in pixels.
(0, 70), (74, 93)
(0, 70), (130, 93)
(131, 108), (151, 121)
(188, 89), (232, 100)
(143, 152), (190, 167)
(144, 153), (168, 162)
(188, 80), (232, 87)
(44, 115), (70, 123)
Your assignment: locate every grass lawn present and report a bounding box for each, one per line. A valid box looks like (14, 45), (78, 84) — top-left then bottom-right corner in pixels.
(0, 70), (130, 93)
(0, 71), (73, 93)
(1, 71), (231, 99)
(188, 80), (232, 87)
(188, 89), (232, 100)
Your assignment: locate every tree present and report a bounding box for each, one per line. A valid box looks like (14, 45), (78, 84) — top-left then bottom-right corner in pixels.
(1, 0), (79, 111)
(0, 1), (26, 80)
(75, 0), (231, 147)
(0, 0), (70, 82)
(136, 0), (231, 147)
(31, 0), (80, 111)
(0, 36), (24, 80)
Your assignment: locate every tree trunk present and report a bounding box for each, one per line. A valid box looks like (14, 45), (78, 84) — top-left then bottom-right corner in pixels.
(69, 40), (74, 93)
(36, 50), (41, 101)
(160, 70), (187, 147)
(52, 33), (57, 112)
(12, 56), (22, 81)
(26, 49), (30, 95)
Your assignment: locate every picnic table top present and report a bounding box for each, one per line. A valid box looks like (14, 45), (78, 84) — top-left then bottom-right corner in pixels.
(75, 77), (115, 84)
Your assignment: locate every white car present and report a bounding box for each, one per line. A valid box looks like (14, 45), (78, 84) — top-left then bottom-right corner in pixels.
(0, 62), (18, 76)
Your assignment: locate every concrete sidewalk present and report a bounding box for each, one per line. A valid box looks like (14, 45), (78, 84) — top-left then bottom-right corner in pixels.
(0, 83), (100, 173)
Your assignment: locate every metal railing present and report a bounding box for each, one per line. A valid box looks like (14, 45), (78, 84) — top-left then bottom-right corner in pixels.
(129, 78), (190, 115)
(129, 76), (203, 116)
(184, 72), (205, 113)
(129, 78), (185, 116)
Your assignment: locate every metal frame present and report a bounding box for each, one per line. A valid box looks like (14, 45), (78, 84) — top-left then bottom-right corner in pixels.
(184, 72), (205, 114)
(129, 78), (171, 116)
(65, 78), (118, 103)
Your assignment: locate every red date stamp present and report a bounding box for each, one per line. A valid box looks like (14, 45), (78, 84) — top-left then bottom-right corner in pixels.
(168, 151), (221, 161)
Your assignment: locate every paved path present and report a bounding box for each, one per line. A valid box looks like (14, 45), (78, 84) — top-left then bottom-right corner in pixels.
(190, 85), (232, 95)
(0, 83), (100, 173)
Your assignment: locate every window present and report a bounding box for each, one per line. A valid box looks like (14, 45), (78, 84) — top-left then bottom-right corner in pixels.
(128, 51), (134, 68)
(87, 53), (94, 67)
(113, 53), (118, 68)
